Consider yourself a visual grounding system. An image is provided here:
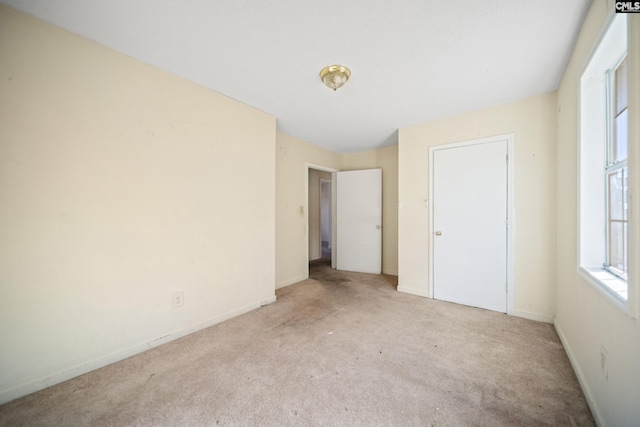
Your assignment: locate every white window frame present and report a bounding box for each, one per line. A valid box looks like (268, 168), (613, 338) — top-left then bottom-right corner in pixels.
(578, 13), (630, 312)
(604, 57), (629, 281)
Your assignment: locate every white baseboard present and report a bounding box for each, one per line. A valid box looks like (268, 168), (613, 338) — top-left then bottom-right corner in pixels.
(511, 309), (553, 324)
(0, 299), (268, 405)
(553, 319), (604, 427)
(261, 295), (277, 306)
(397, 286), (430, 298)
(276, 275), (307, 289)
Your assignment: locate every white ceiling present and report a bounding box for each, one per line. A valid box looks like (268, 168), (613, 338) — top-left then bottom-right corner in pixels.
(3, 0), (591, 153)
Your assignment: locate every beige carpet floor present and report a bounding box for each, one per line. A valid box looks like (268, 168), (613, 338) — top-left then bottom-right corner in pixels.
(0, 260), (594, 426)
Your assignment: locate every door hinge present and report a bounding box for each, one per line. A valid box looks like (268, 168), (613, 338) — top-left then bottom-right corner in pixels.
(505, 219), (509, 229)
(506, 153), (509, 164)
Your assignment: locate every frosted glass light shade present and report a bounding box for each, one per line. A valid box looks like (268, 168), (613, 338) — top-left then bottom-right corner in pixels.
(319, 65), (351, 91)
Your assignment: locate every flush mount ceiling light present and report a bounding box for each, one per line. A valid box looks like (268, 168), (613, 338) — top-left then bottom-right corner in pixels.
(319, 65), (351, 91)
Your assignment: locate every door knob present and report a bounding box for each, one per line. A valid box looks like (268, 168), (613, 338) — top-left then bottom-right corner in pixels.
(435, 230), (442, 236)
(376, 225), (381, 229)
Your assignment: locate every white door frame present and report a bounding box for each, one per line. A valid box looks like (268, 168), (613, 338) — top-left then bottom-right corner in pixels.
(428, 134), (515, 315)
(306, 163), (338, 278)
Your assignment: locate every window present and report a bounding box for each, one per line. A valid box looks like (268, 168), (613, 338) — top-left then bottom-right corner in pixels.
(605, 57), (628, 280)
(579, 13), (629, 307)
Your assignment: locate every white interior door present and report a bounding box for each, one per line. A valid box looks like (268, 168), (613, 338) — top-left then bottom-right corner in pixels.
(432, 140), (508, 312)
(336, 169), (382, 274)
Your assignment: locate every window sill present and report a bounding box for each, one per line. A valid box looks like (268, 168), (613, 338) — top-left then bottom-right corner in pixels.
(580, 266), (628, 312)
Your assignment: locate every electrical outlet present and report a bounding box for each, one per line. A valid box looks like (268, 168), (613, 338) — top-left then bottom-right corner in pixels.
(600, 345), (608, 379)
(172, 291), (184, 309)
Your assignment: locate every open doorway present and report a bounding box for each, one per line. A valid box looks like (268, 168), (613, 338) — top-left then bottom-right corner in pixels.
(306, 164), (382, 277)
(320, 179), (332, 261)
(308, 168), (332, 267)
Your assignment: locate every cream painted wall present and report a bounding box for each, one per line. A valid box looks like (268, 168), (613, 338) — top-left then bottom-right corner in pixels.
(275, 132), (341, 288)
(0, 5), (275, 403)
(308, 169), (331, 260)
(554, 1), (640, 424)
(343, 146), (399, 276)
(398, 93), (557, 322)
